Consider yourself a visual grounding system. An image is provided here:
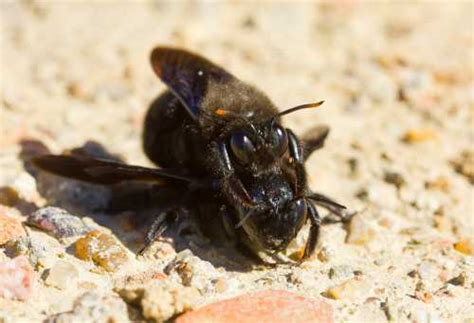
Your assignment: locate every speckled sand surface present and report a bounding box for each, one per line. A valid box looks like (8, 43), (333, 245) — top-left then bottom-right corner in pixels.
(1, 1), (473, 322)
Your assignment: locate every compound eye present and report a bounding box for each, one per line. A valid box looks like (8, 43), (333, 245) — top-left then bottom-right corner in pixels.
(271, 126), (288, 157)
(289, 198), (307, 218)
(287, 198), (307, 228)
(230, 131), (256, 165)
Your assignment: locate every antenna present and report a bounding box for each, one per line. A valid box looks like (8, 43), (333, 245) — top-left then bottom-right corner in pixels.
(275, 101), (324, 118)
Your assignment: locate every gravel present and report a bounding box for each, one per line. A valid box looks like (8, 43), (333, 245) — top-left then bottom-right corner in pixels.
(1, 2), (473, 322)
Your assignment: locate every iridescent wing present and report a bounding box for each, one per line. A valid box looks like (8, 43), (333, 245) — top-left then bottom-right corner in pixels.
(150, 47), (235, 119)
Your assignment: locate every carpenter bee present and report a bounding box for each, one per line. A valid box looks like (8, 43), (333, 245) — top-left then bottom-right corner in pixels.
(32, 47), (349, 263)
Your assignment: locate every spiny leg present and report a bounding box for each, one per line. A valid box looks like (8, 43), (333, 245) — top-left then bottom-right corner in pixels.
(307, 192), (355, 224)
(138, 203), (190, 255)
(301, 201), (321, 261)
(321, 211), (356, 225)
(267, 250), (294, 265)
(210, 141), (255, 207)
(286, 128), (307, 192)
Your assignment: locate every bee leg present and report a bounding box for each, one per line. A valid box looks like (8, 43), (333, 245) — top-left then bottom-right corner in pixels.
(321, 211), (356, 225)
(301, 125), (330, 161)
(286, 129), (304, 162)
(308, 192), (355, 224)
(266, 251), (294, 265)
(301, 201), (321, 261)
(286, 129), (307, 191)
(212, 141), (255, 207)
(138, 207), (179, 255)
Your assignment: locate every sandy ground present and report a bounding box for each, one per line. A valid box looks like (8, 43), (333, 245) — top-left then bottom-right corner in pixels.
(1, 1), (473, 322)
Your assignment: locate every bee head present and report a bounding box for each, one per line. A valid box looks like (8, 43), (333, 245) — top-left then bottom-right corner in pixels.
(228, 123), (288, 168)
(235, 175), (308, 252)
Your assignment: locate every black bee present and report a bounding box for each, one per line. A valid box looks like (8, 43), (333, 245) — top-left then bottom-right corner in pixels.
(32, 47), (348, 264)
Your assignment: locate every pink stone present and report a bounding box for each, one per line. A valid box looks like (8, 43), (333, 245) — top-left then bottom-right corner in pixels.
(176, 290), (333, 323)
(0, 213), (25, 245)
(0, 256), (34, 301)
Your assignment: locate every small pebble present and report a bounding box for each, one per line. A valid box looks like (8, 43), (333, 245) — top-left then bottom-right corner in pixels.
(28, 207), (92, 240)
(4, 236), (53, 269)
(119, 281), (200, 322)
(414, 281), (433, 303)
(323, 277), (372, 300)
(75, 231), (128, 272)
(0, 213), (25, 245)
(11, 172), (41, 203)
(402, 129), (437, 143)
(165, 250), (220, 292)
(44, 260), (79, 290)
(288, 269), (320, 287)
(453, 239), (474, 256)
(447, 272), (467, 286)
(407, 269), (418, 278)
(46, 292), (129, 323)
(0, 256), (34, 301)
(66, 81), (88, 100)
(347, 157), (359, 177)
(425, 176), (450, 192)
(383, 171), (405, 189)
(114, 269), (167, 291)
(176, 290), (333, 323)
(433, 69), (464, 85)
(317, 245), (335, 263)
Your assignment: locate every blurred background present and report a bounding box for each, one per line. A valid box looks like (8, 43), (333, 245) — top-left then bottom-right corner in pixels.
(2, 0), (472, 228)
(1, 1), (473, 321)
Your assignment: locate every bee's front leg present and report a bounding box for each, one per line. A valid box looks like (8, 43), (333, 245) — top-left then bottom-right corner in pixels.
(210, 141), (255, 207)
(286, 129), (307, 192)
(307, 192), (354, 224)
(138, 208), (173, 255)
(301, 201), (321, 261)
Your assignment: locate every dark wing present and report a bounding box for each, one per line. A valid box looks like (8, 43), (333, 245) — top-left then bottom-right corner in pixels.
(302, 125), (330, 161)
(150, 47), (235, 120)
(32, 154), (195, 186)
